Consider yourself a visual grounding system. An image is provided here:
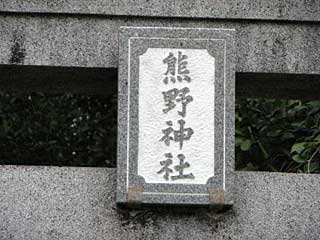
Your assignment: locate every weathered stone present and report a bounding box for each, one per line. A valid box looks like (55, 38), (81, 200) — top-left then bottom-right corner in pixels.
(0, 15), (319, 75)
(0, 166), (319, 239)
(117, 27), (235, 207)
(0, 0), (319, 22)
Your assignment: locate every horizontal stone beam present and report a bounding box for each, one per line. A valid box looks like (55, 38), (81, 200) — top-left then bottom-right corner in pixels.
(0, 165), (319, 239)
(0, 15), (319, 75)
(0, 0), (319, 22)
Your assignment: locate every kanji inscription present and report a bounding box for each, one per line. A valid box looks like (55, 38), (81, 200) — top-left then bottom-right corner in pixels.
(159, 51), (195, 181)
(117, 27), (235, 207)
(138, 48), (216, 184)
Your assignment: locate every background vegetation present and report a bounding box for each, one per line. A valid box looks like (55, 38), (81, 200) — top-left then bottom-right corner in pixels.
(236, 98), (320, 173)
(0, 92), (117, 167)
(0, 92), (319, 173)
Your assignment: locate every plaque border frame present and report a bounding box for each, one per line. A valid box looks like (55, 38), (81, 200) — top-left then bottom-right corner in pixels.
(117, 26), (235, 207)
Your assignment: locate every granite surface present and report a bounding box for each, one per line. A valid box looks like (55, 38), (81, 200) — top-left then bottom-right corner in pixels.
(0, 0), (319, 22)
(0, 165), (319, 240)
(117, 27), (235, 207)
(0, 15), (319, 75)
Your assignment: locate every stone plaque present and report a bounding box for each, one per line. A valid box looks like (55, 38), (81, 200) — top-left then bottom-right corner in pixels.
(117, 27), (235, 207)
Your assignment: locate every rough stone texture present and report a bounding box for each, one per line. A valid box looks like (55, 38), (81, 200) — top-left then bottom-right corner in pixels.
(117, 27), (235, 206)
(0, 2), (318, 240)
(0, 15), (319, 75)
(0, 0), (319, 22)
(0, 165), (319, 240)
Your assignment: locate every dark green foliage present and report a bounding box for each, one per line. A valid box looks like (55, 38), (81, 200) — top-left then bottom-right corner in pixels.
(0, 92), (117, 167)
(236, 98), (320, 173)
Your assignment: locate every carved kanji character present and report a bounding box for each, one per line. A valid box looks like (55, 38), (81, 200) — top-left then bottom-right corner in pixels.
(162, 87), (193, 117)
(163, 51), (191, 84)
(171, 154), (194, 181)
(159, 119), (194, 149)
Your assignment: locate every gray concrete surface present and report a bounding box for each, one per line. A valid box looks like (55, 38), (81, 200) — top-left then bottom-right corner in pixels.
(0, 15), (319, 75)
(0, 165), (319, 240)
(0, 0), (319, 22)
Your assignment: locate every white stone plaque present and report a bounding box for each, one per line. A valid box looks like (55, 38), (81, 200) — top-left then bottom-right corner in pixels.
(117, 27), (235, 207)
(138, 48), (215, 184)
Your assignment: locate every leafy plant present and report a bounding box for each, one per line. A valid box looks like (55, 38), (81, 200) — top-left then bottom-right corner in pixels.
(236, 98), (320, 173)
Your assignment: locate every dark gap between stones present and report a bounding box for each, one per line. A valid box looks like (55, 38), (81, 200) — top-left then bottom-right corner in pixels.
(0, 92), (117, 167)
